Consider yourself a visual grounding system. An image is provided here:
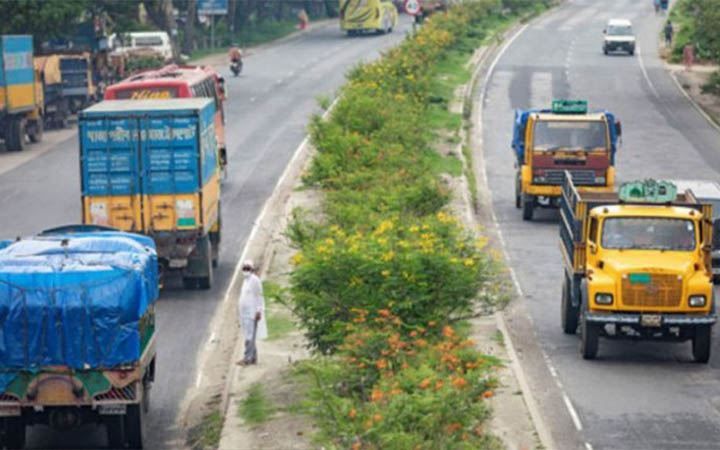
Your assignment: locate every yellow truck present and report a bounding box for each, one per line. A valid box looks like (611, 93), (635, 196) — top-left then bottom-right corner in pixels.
(78, 98), (221, 290)
(1, 35), (44, 151)
(512, 100), (621, 221)
(340, 0), (398, 35)
(559, 173), (716, 362)
(34, 52), (96, 128)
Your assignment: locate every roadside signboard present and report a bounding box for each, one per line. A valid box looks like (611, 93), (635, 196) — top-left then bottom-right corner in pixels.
(404, 0), (422, 16)
(198, 0), (228, 15)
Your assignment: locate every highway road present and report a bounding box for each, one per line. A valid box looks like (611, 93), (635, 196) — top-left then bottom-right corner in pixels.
(481, 0), (720, 449)
(0, 18), (412, 449)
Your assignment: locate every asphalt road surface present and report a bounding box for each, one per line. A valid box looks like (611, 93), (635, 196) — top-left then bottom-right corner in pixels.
(482, 0), (720, 449)
(0, 18), (411, 449)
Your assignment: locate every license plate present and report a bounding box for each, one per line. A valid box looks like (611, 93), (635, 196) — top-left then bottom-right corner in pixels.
(98, 404), (127, 415)
(641, 314), (662, 327)
(0, 405), (21, 417)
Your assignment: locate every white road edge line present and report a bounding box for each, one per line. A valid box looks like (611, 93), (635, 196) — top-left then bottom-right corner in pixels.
(585, 442), (594, 450)
(667, 63), (720, 133)
(194, 97), (341, 390)
(563, 393), (583, 431)
(636, 45), (660, 99)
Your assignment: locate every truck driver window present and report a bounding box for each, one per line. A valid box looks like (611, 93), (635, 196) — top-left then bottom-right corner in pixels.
(601, 218), (696, 251)
(533, 120), (607, 151)
(589, 218), (598, 243)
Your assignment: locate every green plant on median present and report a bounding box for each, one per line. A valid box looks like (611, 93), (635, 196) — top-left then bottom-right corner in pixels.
(239, 383), (276, 426)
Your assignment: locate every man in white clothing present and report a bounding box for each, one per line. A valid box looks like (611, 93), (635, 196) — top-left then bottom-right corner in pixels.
(237, 260), (267, 365)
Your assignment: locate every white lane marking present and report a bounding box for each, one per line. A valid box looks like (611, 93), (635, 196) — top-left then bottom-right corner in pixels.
(563, 393), (583, 431)
(585, 443), (594, 450)
(195, 96), (342, 390)
(667, 65), (720, 133)
(636, 45), (660, 99)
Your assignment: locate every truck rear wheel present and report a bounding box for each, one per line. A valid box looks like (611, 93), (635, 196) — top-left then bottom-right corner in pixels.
(105, 416), (123, 449)
(124, 404), (144, 449)
(5, 117), (25, 152)
(580, 313), (599, 360)
(515, 175), (521, 209)
(198, 239), (214, 290)
(28, 116), (43, 143)
(692, 326), (712, 363)
(561, 277), (579, 334)
(2, 417), (26, 449)
(522, 194), (534, 221)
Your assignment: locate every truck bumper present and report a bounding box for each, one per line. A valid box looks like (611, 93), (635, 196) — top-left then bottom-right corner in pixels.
(586, 312), (716, 341)
(586, 312), (717, 326)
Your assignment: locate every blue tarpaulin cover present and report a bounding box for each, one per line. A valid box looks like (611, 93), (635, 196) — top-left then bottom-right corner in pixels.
(0, 232), (158, 376)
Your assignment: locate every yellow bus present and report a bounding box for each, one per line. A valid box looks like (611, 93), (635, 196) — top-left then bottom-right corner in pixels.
(340, 0), (398, 35)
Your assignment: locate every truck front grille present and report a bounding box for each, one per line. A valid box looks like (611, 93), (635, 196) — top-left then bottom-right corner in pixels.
(539, 170), (600, 186)
(621, 274), (682, 308)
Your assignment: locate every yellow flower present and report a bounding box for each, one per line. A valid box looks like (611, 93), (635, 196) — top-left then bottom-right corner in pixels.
(381, 270), (391, 278)
(463, 258), (475, 267)
(324, 238), (335, 246)
(381, 250), (394, 262)
(409, 225), (420, 233)
(475, 236), (489, 249)
(377, 237), (388, 246)
(291, 252), (304, 265)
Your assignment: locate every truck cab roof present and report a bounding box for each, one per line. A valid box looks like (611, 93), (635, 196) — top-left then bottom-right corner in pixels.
(534, 112), (608, 121)
(590, 204), (702, 219)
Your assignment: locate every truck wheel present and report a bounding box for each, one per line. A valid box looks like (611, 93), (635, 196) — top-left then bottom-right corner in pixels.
(124, 404), (144, 449)
(515, 176), (521, 209)
(692, 326), (712, 363)
(105, 416), (124, 449)
(198, 239), (214, 290)
(561, 277), (579, 334)
(28, 116), (43, 143)
(2, 417), (26, 449)
(5, 117), (25, 152)
(522, 194), (534, 221)
(182, 277), (198, 290)
(580, 313), (599, 360)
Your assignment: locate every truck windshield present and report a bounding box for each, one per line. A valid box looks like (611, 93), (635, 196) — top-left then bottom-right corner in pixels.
(601, 217), (696, 251)
(533, 120), (607, 151)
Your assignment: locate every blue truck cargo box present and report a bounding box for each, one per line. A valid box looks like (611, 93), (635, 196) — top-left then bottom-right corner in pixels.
(78, 98), (217, 196)
(0, 232), (158, 378)
(0, 35), (33, 88)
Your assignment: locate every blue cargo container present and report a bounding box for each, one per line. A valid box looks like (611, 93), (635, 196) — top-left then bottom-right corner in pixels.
(78, 98), (217, 196)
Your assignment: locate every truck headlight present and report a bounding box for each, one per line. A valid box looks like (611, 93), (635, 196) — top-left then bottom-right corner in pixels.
(533, 176), (546, 183)
(594, 176), (606, 184)
(595, 293), (613, 305)
(689, 295), (706, 307)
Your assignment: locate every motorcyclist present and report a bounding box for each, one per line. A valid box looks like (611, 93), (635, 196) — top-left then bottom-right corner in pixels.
(228, 43), (242, 64)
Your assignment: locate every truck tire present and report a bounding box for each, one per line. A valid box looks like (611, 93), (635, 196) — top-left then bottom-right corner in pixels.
(522, 194), (534, 221)
(198, 239), (214, 290)
(580, 310), (599, 360)
(692, 326), (712, 363)
(515, 175), (521, 209)
(561, 276), (579, 334)
(182, 277), (198, 290)
(105, 416), (124, 449)
(28, 116), (43, 143)
(5, 117), (25, 152)
(2, 417), (26, 450)
(124, 404), (144, 449)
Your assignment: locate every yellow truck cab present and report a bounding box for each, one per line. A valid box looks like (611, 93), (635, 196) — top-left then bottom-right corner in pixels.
(512, 100), (621, 221)
(340, 0), (398, 36)
(559, 173), (716, 362)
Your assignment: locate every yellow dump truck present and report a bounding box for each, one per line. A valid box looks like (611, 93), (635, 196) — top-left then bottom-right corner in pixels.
(78, 98), (221, 290)
(512, 100), (621, 221)
(559, 172), (716, 362)
(340, 0), (398, 35)
(1, 35), (44, 151)
(34, 52), (96, 128)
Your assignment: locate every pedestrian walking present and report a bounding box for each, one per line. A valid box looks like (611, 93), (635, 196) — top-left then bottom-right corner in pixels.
(683, 43), (695, 71)
(664, 20), (673, 47)
(237, 260), (267, 366)
(298, 9), (309, 30)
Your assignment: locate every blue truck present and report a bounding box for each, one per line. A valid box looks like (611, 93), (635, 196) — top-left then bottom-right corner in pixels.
(78, 98), (222, 289)
(0, 226), (157, 449)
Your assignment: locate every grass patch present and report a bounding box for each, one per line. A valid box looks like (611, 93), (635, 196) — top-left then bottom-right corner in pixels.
(491, 329), (505, 346)
(238, 383), (276, 426)
(426, 151), (464, 177)
(462, 145), (478, 209)
(267, 313), (296, 340)
(193, 409), (224, 449)
(426, 106), (463, 130)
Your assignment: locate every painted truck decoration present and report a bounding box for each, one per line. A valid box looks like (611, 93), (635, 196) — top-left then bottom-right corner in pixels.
(0, 35), (44, 151)
(559, 173), (717, 362)
(0, 228), (157, 449)
(78, 98), (221, 289)
(512, 100), (621, 221)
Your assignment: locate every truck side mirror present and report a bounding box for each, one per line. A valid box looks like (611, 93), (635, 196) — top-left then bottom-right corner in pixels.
(614, 120), (622, 137)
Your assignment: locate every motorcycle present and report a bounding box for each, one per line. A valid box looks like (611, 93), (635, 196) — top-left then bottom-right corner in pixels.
(230, 59), (243, 77)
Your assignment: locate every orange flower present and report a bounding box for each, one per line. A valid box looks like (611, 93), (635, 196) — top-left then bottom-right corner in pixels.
(408, 330), (418, 337)
(452, 377), (468, 388)
(373, 414), (382, 422)
(475, 425), (484, 437)
(378, 309), (391, 317)
(401, 362), (410, 370)
(358, 362), (366, 369)
(371, 389), (384, 402)
(348, 408), (357, 419)
(442, 326), (455, 338)
(481, 390), (494, 398)
(428, 321), (436, 327)
(419, 378), (432, 389)
(353, 442), (361, 450)
(444, 423), (461, 433)
(376, 359), (388, 370)
(434, 380), (444, 390)
(364, 420), (373, 429)
(413, 339), (428, 347)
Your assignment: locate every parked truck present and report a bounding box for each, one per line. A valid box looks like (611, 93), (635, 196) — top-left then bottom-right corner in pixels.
(559, 172), (717, 362)
(0, 226), (157, 449)
(0, 35), (44, 151)
(512, 100), (621, 221)
(78, 98), (221, 289)
(34, 52), (96, 128)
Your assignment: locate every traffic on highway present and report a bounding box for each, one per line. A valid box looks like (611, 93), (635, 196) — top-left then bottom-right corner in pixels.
(2, 0), (720, 449)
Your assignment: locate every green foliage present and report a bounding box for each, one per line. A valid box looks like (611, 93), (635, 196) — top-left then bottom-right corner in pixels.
(669, 0), (720, 63)
(701, 71), (720, 96)
(124, 53), (166, 74)
(238, 383), (276, 425)
(0, 0), (91, 46)
(192, 409), (224, 449)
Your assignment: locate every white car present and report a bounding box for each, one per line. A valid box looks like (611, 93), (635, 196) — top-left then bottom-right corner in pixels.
(603, 19), (635, 56)
(108, 31), (173, 61)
